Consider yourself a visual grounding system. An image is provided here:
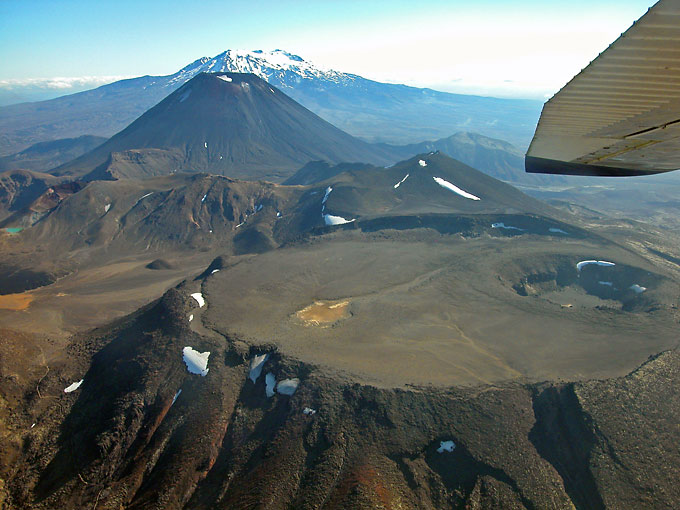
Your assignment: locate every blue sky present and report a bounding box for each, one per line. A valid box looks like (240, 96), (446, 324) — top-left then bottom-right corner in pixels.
(0, 0), (656, 99)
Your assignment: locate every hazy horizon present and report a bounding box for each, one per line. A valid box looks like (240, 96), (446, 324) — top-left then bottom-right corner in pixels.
(1, 0), (655, 103)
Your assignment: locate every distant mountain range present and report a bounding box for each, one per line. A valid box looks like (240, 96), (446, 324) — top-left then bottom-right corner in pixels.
(0, 49), (542, 156)
(0, 135), (106, 173)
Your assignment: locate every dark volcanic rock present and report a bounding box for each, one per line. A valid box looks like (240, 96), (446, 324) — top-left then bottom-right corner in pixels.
(52, 73), (397, 182)
(0, 170), (62, 221)
(3, 280), (679, 509)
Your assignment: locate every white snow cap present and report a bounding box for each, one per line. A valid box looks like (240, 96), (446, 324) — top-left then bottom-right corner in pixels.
(265, 373), (276, 398)
(437, 440), (456, 453)
(249, 353), (269, 383)
(549, 227), (568, 235)
(433, 177), (481, 201)
(303, 407), (317, 415)
(211, 269), (220, 274)
(104, 203), (111, 213)
(419, 159), (427, 167)
(277, 378), (299, 395)
(182, 347), (210, 376)
(189, 314), (194, 322)
(216, 75), (233, 82)
(169, 49), (346, 91)
(576, 260), (615, 272)
(323, 214), (355, 226)
(64, 379), (84, 393)
(191, 292), (205, 307)
(630, 284), (647, 293)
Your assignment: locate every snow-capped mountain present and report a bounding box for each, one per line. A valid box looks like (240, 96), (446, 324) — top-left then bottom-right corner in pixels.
(166, 49), (356, 89)
(0, 49), (542, 157)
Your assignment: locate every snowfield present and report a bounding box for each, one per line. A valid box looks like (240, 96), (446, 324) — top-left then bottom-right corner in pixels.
(249, 353), (269, 383)
(64, 379), (84, 393)
(492, 222), (524, 231)
(182, 347), (210, 376)
(323, 214), (354, 226)
(433, 177), (480, 200)
(393, 174), (409, 189)
(277, 378), (300, 395)
(576, 260), (615, 272)
(322, 186), (332, 204)
(437, 440), (456, 453)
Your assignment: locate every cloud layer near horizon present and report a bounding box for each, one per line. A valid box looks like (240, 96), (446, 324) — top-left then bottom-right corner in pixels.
(0, 75), (133, 90)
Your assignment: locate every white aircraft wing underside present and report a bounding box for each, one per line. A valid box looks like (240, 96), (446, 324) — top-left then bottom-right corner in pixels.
(526, 0), (680, 176)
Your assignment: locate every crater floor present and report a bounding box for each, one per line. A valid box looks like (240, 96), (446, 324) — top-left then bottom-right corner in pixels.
(202, 231), (678, 387)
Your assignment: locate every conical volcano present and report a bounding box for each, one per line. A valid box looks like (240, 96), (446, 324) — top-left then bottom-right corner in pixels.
(53, 73), (397, 181)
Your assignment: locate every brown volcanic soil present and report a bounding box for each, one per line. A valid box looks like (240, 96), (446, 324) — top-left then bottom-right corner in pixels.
(1, 155), (679, 508)
(0, 283), (678, 509)
(202, 232), (678, 387)
(0, 292), (34, 310)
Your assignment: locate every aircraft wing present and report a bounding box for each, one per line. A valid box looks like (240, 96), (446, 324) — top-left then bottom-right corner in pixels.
(526, 0), (680, 176)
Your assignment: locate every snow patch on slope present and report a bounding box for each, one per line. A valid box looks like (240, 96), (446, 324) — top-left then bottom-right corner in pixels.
(576, 260), (615, 272)
(630, 284), (646, 293)
(324, 214), (354, 226)
(277, 378), (299, 395)
(182, 347), (210, 376)
(433, 177), (480, 200)
(393, 174), (409, 189)
(64, 379), (83, 393)
(322, 186), (332, 204)
(249, 354), (269, 383)
(492, 222), (523, 231)
(437, 440), (456, 453)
